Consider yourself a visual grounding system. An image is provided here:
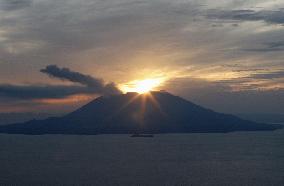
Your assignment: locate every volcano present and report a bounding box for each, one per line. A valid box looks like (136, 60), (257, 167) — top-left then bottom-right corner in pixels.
(0, 91), (282, 134)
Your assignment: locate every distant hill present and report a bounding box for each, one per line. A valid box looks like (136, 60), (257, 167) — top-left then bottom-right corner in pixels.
(0, 113), (58, 125)
(0, 91), (282, 134)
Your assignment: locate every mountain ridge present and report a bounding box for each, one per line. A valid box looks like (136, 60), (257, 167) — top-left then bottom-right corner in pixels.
(0, 91), (282, 134)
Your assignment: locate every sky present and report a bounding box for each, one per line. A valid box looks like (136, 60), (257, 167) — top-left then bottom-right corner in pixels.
(0, 0), (284, 114)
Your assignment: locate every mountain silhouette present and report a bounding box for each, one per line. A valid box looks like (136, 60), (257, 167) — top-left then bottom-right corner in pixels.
(0, 91), (282, 134)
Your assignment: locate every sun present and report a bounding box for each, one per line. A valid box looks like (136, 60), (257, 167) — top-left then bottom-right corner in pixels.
(134, 79), (162, 94)
(120, 78), (164, 94)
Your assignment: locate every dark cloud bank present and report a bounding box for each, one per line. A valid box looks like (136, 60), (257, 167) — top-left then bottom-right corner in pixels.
(0, 0), (32, 11)
(250, 70), (284, 79)
(164, 78), (284, 114)
(207, 9), (284, 25)
(0, 65), (121, 99)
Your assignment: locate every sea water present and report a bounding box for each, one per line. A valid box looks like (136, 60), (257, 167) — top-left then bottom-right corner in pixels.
(0, 129), (283, 185)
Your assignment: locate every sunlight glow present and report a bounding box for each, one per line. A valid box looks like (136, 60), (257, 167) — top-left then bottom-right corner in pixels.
(120, 78), (164, 94)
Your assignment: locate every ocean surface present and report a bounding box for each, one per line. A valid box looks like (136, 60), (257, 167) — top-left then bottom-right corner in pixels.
(0, 130), (283, 186)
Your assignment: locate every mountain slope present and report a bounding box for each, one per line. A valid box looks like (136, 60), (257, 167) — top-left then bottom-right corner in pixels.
(0, 91), (282, 134)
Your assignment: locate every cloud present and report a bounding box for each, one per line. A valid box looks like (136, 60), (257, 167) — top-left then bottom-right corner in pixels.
(0, 0), (32, 11)
(164, 77), (284, 114)
(243, 41), (284, 52)
(0, 65), (121, 99)
(0, 0), (284, 114)
(250, 70), (284, 79)
(0, 84), (88, 99)
(266, 41), (284, 48)
(207, 9), (284, 25)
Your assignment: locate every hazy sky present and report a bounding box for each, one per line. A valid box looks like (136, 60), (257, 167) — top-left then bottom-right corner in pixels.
(0, 0), (284, 114)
